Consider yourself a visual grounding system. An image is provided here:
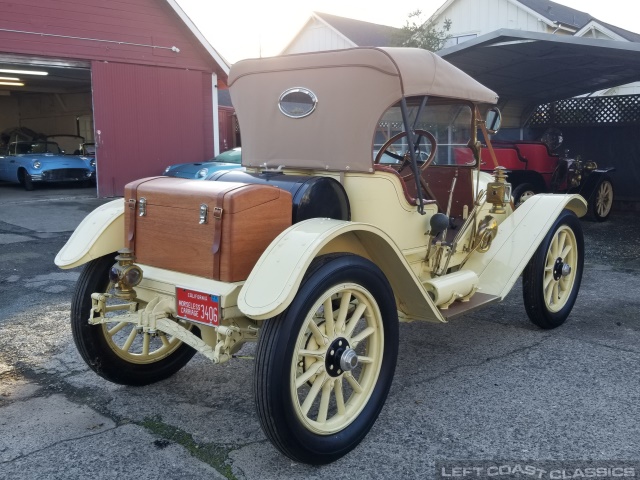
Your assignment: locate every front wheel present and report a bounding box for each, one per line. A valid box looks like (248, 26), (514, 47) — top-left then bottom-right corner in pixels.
(19, 169), (34, 191)
(589, 176), (614, 221)
(71, 254), (197, 386)
(254, 254), (399, 464)
(522, 210), (584, 329)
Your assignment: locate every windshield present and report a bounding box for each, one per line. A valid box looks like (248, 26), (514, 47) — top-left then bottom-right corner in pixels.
(12, 142), (62, 155)
(375, 99), (475, 166)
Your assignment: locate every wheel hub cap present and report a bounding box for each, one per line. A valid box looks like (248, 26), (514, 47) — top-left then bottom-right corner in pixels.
(553, 257), (571, 280)
(325, 337), (357, 377)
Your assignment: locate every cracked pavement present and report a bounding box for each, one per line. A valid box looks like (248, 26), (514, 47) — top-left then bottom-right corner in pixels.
(0, 182), (639, 479)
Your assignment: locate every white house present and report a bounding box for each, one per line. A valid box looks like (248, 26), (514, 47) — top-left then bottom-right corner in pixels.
(281, 12), (402, 55)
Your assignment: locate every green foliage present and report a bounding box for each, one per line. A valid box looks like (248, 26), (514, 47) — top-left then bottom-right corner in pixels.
(392, 9), (452, 52)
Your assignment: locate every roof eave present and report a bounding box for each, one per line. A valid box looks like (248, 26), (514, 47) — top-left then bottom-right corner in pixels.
(165, 0), (230, 77)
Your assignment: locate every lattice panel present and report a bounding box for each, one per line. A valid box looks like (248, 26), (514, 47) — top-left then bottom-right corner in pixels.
(530, 95), (640, 126)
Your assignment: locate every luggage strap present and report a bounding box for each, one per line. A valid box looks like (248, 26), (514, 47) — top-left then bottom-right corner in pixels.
(211, 196), (224, 279)
(211, 184), (245, 279)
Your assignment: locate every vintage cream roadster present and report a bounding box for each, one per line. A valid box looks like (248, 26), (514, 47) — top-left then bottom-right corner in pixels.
(56, 47), (587, 465)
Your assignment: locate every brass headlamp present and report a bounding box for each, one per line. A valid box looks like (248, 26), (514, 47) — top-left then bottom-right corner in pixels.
(109, 248), (143, 299)
(486, 167), (512, 214)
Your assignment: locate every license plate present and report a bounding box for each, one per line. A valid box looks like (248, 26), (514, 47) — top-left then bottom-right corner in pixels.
(176, 287), (220, 326)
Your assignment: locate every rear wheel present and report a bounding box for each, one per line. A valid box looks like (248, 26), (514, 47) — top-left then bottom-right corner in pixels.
(589, 176), (614, 222)
(254, 254), (398, 464)
(522, 210), (583, 329)
(512, 183), (536, 207)
(71, 254), (197, 386)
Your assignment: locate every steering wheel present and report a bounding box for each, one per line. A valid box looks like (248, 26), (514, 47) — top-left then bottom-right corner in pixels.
(374, 129), (437, 174)
(540, 128), (563, 152)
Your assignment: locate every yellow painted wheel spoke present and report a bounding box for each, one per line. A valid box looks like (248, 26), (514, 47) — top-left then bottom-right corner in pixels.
(299, 348), (325, 359)
(301, 374), (325, 415)
(335, 292), (351, 333)
(317, 380), (332, 423)
(335, 378), (346, 415)
(323, 298), (335, 338)
(351, 326), (375, 345)
(345, 372), (364, 394)
(160, 335), (170, 347)
(308, 321), (325, 345)
(358, 355), (374, 364)
(296, 361), (323, 389)
(107, 321), (128, 337)
(121, 327), (138, 352)
(142, 333), (150, 356)
(344, 302), (367, 338)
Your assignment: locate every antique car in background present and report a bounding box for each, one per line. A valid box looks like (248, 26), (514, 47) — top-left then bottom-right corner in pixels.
(477, 129), (614, 221)
(56, 48), (587, 465)
(163, 147), (242, 179)
(0, 140), (95, 190)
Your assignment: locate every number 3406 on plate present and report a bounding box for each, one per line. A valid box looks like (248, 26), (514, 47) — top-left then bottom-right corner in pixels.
(176, 287), (220, 326)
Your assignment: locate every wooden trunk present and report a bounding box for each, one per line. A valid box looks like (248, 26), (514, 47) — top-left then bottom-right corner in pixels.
(124, 177), (292, 282)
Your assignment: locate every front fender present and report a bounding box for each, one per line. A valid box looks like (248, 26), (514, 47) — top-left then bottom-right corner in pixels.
(579, 170), (614, 202)
(238, 218), (444, 323)
(55, 199), (125, 269)
(464, 194), (587, 299)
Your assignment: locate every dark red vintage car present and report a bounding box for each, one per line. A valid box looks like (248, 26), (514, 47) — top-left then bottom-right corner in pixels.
(461, 130), (614, 221)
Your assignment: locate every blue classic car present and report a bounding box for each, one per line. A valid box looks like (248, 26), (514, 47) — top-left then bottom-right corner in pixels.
(163, 147), (242, 179)
(0, 141), (96, 190)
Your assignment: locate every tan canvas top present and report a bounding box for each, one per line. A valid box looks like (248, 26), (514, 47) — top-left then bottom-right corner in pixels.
(229, 47), (498, 173)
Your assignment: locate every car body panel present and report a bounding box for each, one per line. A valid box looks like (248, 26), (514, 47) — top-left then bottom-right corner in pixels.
(55, 199), (124, 269)
(238, 217), (445, 323)
(163, 148), (242, 179)
(464, 194), (587, 298)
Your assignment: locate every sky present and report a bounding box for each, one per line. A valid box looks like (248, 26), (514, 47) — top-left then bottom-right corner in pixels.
(175, 0), (640, 64)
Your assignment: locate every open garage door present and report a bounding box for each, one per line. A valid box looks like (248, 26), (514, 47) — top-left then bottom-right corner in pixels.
(0, 54), (95, 195)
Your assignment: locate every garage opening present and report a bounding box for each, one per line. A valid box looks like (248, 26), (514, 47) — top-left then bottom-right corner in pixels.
(0, 54), (95, 196)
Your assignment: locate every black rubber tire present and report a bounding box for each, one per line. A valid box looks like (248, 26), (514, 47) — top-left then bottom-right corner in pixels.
(522, 209), (584, 329)
(254, 254), (399, 465)
(589, 176), (614, 222)
(512, 183), (536, 207)
(71, 254), (197, 386)
(19, 169), (34, 191)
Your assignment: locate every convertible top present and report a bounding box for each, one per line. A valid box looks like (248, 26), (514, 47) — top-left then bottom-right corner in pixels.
(229, 47), (497, 173)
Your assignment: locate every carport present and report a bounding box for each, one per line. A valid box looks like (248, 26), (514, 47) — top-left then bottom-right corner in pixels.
(0, 0), (229, 197)
(439, 29), (640, 207)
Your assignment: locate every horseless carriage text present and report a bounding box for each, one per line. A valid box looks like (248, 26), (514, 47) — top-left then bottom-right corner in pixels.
(57, 47), (587, 464)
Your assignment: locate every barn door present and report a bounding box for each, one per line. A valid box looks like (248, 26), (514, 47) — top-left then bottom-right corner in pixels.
(91, 61), (211, 197)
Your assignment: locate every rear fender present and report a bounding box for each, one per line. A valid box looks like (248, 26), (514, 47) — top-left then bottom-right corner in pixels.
(55, 199), (125, 269)
(464, 194), (587, 299)
(238, 218), (444, 323)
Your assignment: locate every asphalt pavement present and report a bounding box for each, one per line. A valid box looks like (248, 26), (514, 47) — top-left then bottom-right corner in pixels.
(0, 181), (639, 480)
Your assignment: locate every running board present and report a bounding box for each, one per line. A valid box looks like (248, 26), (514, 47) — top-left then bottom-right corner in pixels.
(439, 292), (501, 320)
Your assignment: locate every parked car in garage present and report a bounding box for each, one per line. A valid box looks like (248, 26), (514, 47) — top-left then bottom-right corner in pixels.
(76, 142), (96, 183)
(0, 140), (95, 190)
(478, 130), (615, 221)
(163, 147), (241, 179)
(57, 47), (588, 465)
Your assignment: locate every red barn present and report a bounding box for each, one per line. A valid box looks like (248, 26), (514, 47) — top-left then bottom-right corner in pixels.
(0, 0), (229, 196)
